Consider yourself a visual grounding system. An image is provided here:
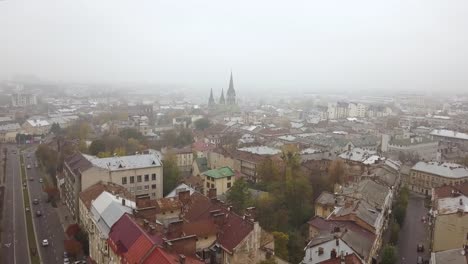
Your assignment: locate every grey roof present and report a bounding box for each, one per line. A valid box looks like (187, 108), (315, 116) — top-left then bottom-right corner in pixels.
(83, 153), (162, 171)
(195, 157), (209, 173)
(341, 228), (373, 260)
(412, 161), (468, 179)
(341, 179), (390, 209)
(315, 191), (335, 206)
(430, 129), (468, 141)
(334, 200), (379, 229)
(431, 248), (467, 264)
(0, 123), (21, 131)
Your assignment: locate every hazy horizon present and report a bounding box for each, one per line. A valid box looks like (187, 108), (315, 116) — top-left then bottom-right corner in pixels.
(1, 0), (468, 93)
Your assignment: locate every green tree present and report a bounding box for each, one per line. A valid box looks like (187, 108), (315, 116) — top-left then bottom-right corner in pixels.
(257, 157), (280, 184)
(272, 232), (289, 260)
(393, 205), (406, 226)
(226, 178), (252, 214)
(50, 122), (62, 135)
(194, 117), (212, 130)
(119, 128), (144, 141)
(126, 138), (142, 155)
(381, 245), (397, 264)
(163, 153), (181, 196)
(389, 222), (400, 244)
(89, 139), (106, 155)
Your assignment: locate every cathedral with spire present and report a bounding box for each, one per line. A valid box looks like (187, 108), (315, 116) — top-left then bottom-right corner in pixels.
(208, 72), (237, 107)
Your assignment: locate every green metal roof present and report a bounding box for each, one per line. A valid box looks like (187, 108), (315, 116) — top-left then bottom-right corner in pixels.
(202, 166), (235, 179)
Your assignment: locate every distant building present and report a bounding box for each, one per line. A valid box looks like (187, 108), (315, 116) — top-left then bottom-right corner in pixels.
(381, 134), (438, 161)
(22, 119), (50, 135)
(207, 72), (237, 107)
(11, 92), (37, 107)
(226, 71), (236, 105)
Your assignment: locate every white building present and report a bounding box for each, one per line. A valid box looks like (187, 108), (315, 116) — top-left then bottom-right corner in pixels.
(11, 92), (37, 107)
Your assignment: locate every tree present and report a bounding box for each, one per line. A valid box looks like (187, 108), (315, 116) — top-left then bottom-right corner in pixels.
(50, 122), (62, 135)
(226, 178), (252, 214)
(64, 239), (82, 257)
(194, 117), (212, 130)
(257, 157), (280, 184)
(257, 259), (277, 264)
(119, 128), (144, 141)
(328, 159), (345, 185)
(386, 117), (400, 129)
(389, 222), (400, 244)
(163, 153), (181, 196)
(89, 139), (106, 155)
(126, 138), (142, 155)
(44, 186), (60, 203)
(272, 232), (289, 260)
(66, 224), (81, 238)
(381, 245), (397, 264)
(393, 205), (406, 226)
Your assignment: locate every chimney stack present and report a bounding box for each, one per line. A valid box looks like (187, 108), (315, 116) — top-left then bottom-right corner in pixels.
(149, 225), (156, 235)
(179, 254), (186, 264)
(122, 199), (126, 206)
(178, 190), (191, 205)
(168, 220), (184, 237)
(208, 188), (217, 199)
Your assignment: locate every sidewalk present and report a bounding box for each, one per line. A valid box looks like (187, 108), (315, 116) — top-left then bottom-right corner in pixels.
(55, 201), (75, 236)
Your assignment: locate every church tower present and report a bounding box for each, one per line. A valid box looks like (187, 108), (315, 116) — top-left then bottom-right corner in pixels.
(208, 88), (215, 106)
(226, 71), (236, 105)
(219, 88), (225, 104)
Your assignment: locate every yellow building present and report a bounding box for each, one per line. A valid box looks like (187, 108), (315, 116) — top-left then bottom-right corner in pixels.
(432, 195), (468, 252)
(202, 166), (236, 196)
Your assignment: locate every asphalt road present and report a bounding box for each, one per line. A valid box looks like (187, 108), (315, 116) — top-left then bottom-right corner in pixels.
(1, 145), (30, 264)
(24, 150), (65, 264)
(397, 192), (431, 264)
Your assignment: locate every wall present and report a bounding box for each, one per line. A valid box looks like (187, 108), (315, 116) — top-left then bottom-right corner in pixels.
(203, 175), (235, 196)
(302, 239), (355, 264)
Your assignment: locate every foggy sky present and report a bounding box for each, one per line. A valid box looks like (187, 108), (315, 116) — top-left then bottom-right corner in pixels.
(1, 0), (468, 93)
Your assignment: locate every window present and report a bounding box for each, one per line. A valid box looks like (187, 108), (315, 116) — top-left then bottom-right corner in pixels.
(227, 182), (232, 188)
(130, 176), (135, 184)
(144, 174), (149, 182)
(137, 186), (142, 191)
(227, 176), (231, 181)
(206, 182), (210, 188)
(211, 184), (214, 188)
(151, 193), (156, 197)
(144, 185), (149, 190)
(152, 184), (157, 189)
(122, 177), (127, 185)
(152, 173), (156, 181)
(137, 175), (142, 182)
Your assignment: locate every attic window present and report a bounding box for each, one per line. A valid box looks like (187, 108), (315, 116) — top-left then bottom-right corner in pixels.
(318, 247), (324, 255)
(152, 160), (156, 165)
(118, 164), (123, 168)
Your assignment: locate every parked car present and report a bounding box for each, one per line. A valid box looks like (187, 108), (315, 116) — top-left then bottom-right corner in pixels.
(36, 210), (42, 217)
(42, 239), (49, 247)
(417, 256), (423, 264)
(64, 257), (70, 264)
(33, 199), (39, 205)
(25, 207), (30, 212)
(27, 164), (31, 169)
(417, 243), (424, 252)
(39, 178), (43, 183)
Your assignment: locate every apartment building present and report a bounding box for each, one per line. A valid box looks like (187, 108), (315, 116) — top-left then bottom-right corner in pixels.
(63, 152), (163, 221)
(409, 161), (468, 195)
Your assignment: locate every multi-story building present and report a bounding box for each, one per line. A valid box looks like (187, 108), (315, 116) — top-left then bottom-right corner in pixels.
(408, 161), (468, 195)
(327, 102), (349, 120)
(22, 119), (50, 135)
(348, 103), (367, 118)
(11, 92), (37, 107)
(63, 152), (163, 221)
(202, 167), (236, 196)
(381, 134), (439, 161)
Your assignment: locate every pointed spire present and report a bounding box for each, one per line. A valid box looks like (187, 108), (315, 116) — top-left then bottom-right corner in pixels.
(219, 88), (225, 104)
(208, 88), (215, 106)
(226, 71), (236, 105)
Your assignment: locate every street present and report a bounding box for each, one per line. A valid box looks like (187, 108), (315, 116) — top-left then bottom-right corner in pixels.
(24, 149), (65, 264)
(1, 145), (30, 264)
(397, 192), (431, 264)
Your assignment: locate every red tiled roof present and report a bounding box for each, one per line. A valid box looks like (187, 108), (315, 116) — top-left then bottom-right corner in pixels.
(142, 247), (203, 264)
(183, 192), (254, 253)
(122, 234), (153, 264)
(432, 182), (468, 200)
(192, 141), (216, 152)
(79, 181), (133, 210)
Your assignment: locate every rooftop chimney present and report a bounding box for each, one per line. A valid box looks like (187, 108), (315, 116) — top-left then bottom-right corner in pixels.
(178, 190), (191, 205)
(149, 225), (156, 235)
(122, 199), (126, 206)
(208, 188), (217, 199)
(179, 254), (186, 264)
(168, 220), (184, 238)
(460, 198), (463, 206)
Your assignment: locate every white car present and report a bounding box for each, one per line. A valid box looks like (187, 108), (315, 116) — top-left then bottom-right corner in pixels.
(42, 239), (49, 247)
(27, 164), (31, 169)
(39, 178), (43, 183)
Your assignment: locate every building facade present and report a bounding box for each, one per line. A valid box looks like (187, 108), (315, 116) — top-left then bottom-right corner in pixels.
(409, 162), (468, 195)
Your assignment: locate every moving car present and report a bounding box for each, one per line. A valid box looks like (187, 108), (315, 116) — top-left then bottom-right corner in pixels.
(36, 210), (42, 217)
(33, 199), (39, 205)
(27, 164), (31, 169)
(42, 239), (49, 247)
(39, 178), (43, 183)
